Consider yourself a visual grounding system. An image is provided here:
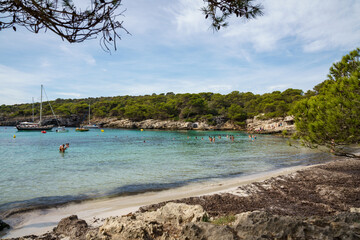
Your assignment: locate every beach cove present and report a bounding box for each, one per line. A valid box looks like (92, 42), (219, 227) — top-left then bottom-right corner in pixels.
(3, 155), (360, 239)
(0, 126), (339, 238)
(2, 164), (323, 238)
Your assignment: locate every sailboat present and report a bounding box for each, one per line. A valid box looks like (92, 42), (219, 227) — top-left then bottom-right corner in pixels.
(16, 85), (54, 131)
(82, 103), (99, 129)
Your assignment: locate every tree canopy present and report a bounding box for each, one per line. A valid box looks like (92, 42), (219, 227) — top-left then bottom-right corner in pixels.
(0, 88), (305, 127)
(292, 48), (360, 157)
(0, 0), (263, 51)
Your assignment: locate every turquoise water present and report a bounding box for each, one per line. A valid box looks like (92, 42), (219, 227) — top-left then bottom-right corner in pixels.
(0, 126), (331, 215)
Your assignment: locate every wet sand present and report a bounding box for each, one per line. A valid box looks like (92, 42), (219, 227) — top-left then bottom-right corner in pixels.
(2, 164), (315, 238)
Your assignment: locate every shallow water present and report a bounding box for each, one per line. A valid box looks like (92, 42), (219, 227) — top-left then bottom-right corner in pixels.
(0, 126), (332, 215)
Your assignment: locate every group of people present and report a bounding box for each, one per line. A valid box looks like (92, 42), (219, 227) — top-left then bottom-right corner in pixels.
(185, 134), (259, 143)
(59, 143), (70, 153)
(186, 134), (239, 143)
(249, 134), (257, 140)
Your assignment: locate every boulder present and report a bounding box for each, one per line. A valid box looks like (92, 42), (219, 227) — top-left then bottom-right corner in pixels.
(0, 219), (10, 232)
(97, 202), (208, 240)
(54, 215), (89, 240)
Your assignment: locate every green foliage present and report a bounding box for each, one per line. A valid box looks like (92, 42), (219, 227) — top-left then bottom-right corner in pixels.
(0, 88), (305, 127)
(227, 104), (247, 121)
(282, 130), (288, 137)
(202, 214), (209, 222)
(292, 48), (360, 156)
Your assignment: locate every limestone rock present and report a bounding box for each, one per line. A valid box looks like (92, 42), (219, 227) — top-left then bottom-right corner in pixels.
(181, 222), (236, 240)
(97, 202), (208, 240)
(246, 115), (295, 133)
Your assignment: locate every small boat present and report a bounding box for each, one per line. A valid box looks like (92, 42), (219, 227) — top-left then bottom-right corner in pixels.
(82, 124), (99, 129)
(76, 127), (89, 132)
(56, 126), (69, 133)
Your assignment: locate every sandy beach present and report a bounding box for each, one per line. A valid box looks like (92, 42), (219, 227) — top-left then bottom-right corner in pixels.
(2, 164), (315, 239)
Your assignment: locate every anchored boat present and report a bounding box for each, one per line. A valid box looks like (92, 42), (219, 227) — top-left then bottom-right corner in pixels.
(16, 85), (54, 131)
(82, 103), (99, 129)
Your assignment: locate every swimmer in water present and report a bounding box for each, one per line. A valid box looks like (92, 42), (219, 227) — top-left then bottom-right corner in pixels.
(59, 144), (66, 152)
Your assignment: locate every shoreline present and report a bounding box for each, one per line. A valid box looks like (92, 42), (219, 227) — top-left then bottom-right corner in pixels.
(2, 163), (317, 239)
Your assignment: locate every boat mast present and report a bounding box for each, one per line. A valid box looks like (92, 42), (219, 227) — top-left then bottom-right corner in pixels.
(89, 103), (91, 124)
(32, 97), (35, 122)
(40, 85), (43, 125)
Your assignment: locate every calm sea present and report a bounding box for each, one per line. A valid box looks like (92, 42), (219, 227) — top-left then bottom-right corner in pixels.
(0, 126), (332, 216)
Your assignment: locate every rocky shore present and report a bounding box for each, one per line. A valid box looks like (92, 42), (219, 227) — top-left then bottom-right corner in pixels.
(3, 157), (360, 240)
(246, 115), (295, 134)
(0, 115), (295, 133)
(99, 118), (241, 131)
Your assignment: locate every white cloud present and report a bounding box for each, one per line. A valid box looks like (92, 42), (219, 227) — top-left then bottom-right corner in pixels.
(170, 0), (206, 35)
(56, 92), (82, 98)
(0, 65), (53, 104)
(222, 0), (360, 52)
(268, 84), (291, 92)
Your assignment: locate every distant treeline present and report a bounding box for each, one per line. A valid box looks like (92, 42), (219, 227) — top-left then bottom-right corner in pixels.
(0, 89), (315, 126)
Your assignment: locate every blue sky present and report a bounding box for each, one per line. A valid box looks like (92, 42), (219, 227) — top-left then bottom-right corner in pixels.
(0, 0), (359, 105)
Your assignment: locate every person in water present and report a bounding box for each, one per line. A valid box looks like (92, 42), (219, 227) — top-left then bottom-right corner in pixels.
(59, 143), (69, 152)
(59, 144), (65, 152)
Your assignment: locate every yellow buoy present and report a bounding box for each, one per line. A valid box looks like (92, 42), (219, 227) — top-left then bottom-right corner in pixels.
(141, 129), (144, 131)
(101, 129), (104, 132)
(13, 135), (16, 138)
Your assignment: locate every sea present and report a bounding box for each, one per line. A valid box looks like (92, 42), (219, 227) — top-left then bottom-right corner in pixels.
(0, 126), (333, 217)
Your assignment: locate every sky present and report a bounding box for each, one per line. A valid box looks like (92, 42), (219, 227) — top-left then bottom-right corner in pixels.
(0, 0), (359, 105)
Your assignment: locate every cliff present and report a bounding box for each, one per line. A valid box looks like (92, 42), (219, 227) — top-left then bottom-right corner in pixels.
(246, 115), (295, 134)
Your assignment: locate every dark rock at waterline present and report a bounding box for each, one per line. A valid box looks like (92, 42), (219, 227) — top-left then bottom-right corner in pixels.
(53, 215), (89, 240)
(3, 215), (94, 240)
(0, 219), (10, 231)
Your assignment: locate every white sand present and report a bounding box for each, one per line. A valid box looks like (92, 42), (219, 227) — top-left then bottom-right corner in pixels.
(3, 164), (315, 238)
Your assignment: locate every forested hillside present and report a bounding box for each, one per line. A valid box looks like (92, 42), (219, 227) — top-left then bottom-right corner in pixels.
(0, 88), (309, 126)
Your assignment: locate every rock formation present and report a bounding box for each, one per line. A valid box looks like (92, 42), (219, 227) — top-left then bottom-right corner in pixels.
(100, 118), (240, 130)
(246, 115), (295, 134)
(0, 114), (297, 133)
(5, 205), (360, 240)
